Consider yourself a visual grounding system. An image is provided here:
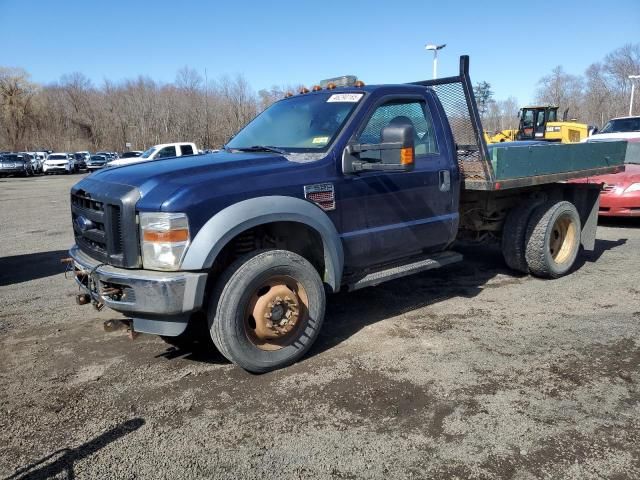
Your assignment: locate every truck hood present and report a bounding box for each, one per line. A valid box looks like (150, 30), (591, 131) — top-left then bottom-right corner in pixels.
(583, 132), (640, 142)
(87, 151), (303, 200)
(572, 163), (640, 187)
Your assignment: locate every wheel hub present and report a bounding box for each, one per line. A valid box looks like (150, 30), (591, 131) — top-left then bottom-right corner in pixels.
(549, 214), (577, 264)
(249, 282), (303, 344)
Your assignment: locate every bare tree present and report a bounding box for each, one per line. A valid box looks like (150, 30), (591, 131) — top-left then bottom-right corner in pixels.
(0, 67), (39, 150)
(2, 42), (637, 152)
(535, 66), (583, 120)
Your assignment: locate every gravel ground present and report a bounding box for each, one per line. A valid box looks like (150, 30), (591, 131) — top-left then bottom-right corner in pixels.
(0, 174), (638, 479)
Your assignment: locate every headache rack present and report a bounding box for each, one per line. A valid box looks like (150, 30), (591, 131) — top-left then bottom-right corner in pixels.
(410, 56), (626, 190)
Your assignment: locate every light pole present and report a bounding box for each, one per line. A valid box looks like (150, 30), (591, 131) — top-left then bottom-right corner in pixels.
(425, 43), (446, 79)
(126, 125), (137, 151)
(629, 75), (640, 116)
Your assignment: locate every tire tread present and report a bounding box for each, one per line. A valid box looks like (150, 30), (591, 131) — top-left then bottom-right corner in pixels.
(502, 201), (541, 272)
(525, 201), (580, 279)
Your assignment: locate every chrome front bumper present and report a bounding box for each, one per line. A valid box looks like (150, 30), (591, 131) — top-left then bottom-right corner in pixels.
(69, 245), (208, 336)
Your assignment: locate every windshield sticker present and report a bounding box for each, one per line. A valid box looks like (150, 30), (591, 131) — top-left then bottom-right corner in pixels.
(327, 93), (363, 103)
(312, 136), (330, 145)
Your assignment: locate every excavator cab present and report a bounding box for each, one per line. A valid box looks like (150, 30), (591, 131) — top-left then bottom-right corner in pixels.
(517, 106), (558, 140)
(484, 105), (587, 145)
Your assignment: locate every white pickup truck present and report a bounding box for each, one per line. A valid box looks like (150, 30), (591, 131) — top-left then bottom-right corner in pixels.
(106, 142), (199, 167)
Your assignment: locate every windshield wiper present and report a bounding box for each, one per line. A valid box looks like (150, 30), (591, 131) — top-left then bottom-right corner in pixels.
(231, 145), (288, 155)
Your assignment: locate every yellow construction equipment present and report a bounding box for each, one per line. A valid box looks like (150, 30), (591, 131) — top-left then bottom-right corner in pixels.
(485, 106), (588, 144)
(484, 129), (517, 144)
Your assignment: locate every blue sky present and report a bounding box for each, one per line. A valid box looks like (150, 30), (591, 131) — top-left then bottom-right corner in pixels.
(1, 0), (638, 103)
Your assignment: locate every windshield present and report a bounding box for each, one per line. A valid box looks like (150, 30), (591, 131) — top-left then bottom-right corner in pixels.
(90, 155), (106, 161)
(226, 92), (362, 153)
(601, 118), (640, 133)
(521, 109), (534, 128)
(140, 147), (157, 159)
(2, 154), (22, 162)
(48, 154), (67, 160)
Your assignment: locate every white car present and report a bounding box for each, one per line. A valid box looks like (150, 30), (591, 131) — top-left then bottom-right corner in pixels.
(28, 151), (48, 173)
(584, 116), (640, 142)
(43, 153), (77, 174)
(106, 142), (198, 167)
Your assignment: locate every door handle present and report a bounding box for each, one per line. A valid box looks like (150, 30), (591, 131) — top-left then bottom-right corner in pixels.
(439, 170), (451, 192)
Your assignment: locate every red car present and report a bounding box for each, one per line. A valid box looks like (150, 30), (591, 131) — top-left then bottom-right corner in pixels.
(572, 138), (640, 217)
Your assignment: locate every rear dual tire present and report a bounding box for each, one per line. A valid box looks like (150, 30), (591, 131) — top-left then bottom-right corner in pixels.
(502, 200), (581, 279)
(501, 202), (541, 273)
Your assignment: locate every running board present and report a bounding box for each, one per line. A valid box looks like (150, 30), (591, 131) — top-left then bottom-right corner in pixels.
(348, 251), (463, 291)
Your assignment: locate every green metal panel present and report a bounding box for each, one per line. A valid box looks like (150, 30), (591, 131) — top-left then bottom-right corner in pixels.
(490, 141), (627, 180)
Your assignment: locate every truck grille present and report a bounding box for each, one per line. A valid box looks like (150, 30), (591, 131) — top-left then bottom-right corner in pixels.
(70, 179), (140, 268)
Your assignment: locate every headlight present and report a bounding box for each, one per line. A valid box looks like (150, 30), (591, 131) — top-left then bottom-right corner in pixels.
(624, 183), (640, 193)
(140, 212), (190, 271)
(546, 126), (561, 132)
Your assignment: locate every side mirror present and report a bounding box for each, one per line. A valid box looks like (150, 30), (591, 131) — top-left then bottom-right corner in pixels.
(343, 124), (415, 174)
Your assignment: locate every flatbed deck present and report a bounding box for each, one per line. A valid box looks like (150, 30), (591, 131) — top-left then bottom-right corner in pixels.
(465, 141), (627, 191)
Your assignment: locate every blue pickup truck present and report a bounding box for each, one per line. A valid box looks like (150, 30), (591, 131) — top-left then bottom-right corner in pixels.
(67, 56), (625, 372)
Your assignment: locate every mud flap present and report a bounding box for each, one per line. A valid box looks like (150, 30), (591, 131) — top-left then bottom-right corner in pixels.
(565, 184), (600, 251)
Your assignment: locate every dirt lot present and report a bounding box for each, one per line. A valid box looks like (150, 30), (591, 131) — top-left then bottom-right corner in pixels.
(0, 173), (638, 479)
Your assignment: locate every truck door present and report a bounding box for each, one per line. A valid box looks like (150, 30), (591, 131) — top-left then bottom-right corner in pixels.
(534, 109), (546, 139)
(339, 95), (457, 268)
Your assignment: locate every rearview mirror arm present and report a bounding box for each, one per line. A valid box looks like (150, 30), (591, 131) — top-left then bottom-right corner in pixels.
(346, 141), (405, 154)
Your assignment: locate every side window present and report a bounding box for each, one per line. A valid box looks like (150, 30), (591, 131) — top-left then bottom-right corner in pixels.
(357, 99), (438, 161)
(180, 144), (194, 156)
(157, 146), (176, 158)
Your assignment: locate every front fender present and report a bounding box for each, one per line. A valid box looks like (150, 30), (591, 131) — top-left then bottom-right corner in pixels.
(180, 196), (344, 291)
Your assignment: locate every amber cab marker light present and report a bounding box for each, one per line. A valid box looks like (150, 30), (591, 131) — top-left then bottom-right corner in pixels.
(326, 83), (336, 90)
(354, 80), (365, 87)
(299, 87), (310, 94)
(284, 91), (294, 98)
(312, 85), (322, 91)
(400, 147), (414, 166)
(143, 229), (189, 243)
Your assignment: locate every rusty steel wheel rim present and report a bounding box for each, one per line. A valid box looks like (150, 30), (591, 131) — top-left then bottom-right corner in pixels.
(549, 214), (577, 264)
(244, 275), (309, 351)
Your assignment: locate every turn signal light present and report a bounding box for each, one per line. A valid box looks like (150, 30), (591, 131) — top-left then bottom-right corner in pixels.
(143, 229), (189, 243)
(400, 147), (414, 166)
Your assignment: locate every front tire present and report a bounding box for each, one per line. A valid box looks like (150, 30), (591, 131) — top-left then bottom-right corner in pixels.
(525, 201), (581, 278)
(209, 249), (326, 373)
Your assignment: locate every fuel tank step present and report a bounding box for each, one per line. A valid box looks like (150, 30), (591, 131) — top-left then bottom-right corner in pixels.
(347, 250), (462, 291)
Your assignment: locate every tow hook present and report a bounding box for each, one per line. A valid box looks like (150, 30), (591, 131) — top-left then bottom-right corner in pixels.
(76, 293), (91, 305)
(103, 319), (139, 340)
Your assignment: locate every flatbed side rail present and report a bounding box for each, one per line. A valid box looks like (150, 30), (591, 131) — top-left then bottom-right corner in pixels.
(410, 55), (495, 186)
